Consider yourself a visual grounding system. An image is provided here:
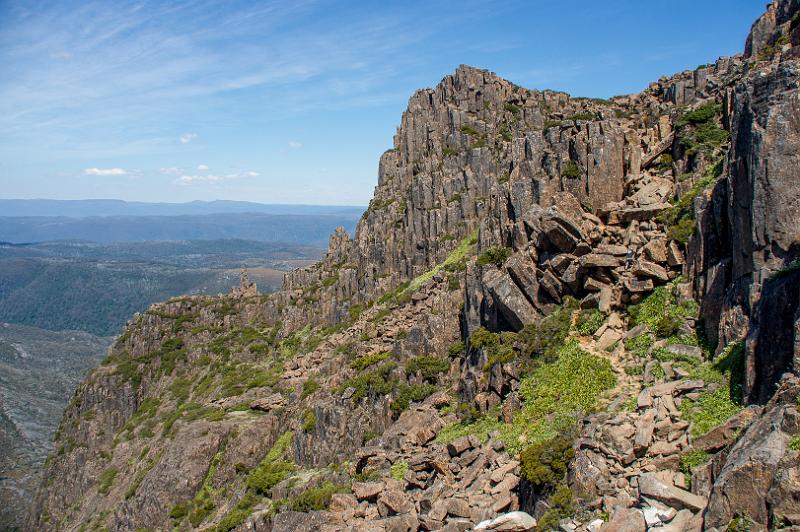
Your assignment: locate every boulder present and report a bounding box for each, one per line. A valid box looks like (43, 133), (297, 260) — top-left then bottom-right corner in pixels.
(693, 407), (760, 453)
(377, 489), (413, 516)
(474, 511), (537, 531)
(638, 473), (707, 512)
(598, 507), (646, 532)
(483, 268), (538, 330)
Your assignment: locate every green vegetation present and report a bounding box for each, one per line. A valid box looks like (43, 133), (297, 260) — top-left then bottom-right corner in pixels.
(435, 411), (503, 444)
(246, 432), (295, 496)
(391, 383), (437, 414)
(442, 146), (459, 157)
(477, 245), (512, 267)
(504, 102), (522, 117)
(390, 460), (409, 481)
(536, 485), (575, 531)
(575, 309), (604, 336)
(789, 436), (800, 451)
(302, 409), (317, 433)
(471, 327), (518, 371)
(504, 339), (616, 454)
(518, 299), (577, 363)
(680, 449), (710, 476)
(561, 160), (581, 179)
(213, 492), (259, 532)
(727, 515), (755, 532)
(301, 377), (320, 398)
(661, 158), (724, 243)
(676, 103), (729, 157)
(405, 355), (449, 381)
(379, 230), (478, 307)
(519, 432), (575, 491)
(97, 466), (118, 495)
(628, 284), (698, 338)
(351, 352), (391, 371)
(289, 482), (350, 512)
(338, 362), (397, 402)
(125, 452), (162, 499)
(447, 341), (466, 358)
(680, 342), (744, 436)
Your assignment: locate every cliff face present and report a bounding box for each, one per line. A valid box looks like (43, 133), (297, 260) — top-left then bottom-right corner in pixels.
(28, 2), (800, 531)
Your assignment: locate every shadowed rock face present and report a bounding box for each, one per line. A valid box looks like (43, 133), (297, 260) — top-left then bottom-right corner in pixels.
(24, 1), (800, 530)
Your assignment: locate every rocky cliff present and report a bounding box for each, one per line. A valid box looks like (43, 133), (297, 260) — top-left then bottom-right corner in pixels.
(28, 2), (800, 531)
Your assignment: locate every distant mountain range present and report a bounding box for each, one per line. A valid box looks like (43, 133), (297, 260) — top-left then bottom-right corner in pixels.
(0, 199), (365, 218)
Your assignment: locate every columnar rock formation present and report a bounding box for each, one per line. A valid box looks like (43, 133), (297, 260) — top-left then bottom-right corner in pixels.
(27, 1), (800, 531)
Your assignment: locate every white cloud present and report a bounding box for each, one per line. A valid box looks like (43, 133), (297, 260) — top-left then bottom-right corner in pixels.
(83, 167), (127, 176)
(288, 141), (303, 149)
(159, 166), (182, 175)
(197, 164), (209, 171)
(175, 170), (259, 185)
(49, 51), (73, 60)
(179, 132), (198, 144)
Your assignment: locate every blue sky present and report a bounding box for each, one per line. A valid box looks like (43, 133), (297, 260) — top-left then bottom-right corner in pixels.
(0, 1), (763, 205)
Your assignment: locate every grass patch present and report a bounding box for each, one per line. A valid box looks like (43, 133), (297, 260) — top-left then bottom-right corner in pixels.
(477, 246), (512, 267)
(680, 449), (710, 476)
(676, 103), (729, 157)
(561, 160), (581, 179)
(246, 431), (295, 496)
(390, 460), (409, 481)
(661, 158), (724, 243)
(97, 467), (118, 495)
(575, 309), (604, 336)
(391, 383), (437, 414)
(628, 283), (698, 338)
(680, 342), (744, 436)
(502, 340), (615, 455)
(289, 482), (350, 512)
(301, 377), (320, 398)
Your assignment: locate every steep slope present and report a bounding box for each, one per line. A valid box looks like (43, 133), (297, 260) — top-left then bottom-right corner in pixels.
(28, 2), (800, 531)
(0, 324), (111, 531)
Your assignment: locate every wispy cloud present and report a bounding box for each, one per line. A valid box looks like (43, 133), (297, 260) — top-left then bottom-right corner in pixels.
(175, 170), (259, 185)
(197, 164), (209, 170)
(179, 132), (198, 144)
(159, 167), (182, 175)
(288, 141), (303, 149)
(83, 167), (128, 176)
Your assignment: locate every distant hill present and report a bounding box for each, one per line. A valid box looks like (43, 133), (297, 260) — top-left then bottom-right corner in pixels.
(0, 199), (364, 218)
(0, 212), (358, 246)
(0, 239), (321, 336)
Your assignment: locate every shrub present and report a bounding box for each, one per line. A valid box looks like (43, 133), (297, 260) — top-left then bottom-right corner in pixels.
(214, 492), (258, 532)
(790, 436), (800, 451)
(301, 377), (320, 399)
(405, 355), (449, 381)
(391, 383), (437, 414)
(448, 341), (466, 358)
(351, 352), (391, 371)
(519, 432), (575, 492)
(290, 482), (348, 512)
(536, 484), (575, 531)
(519, 300), (577, 363)
(575, 309), (604, 336)
(478, 246), (512, 267)
(97, 466), (118, 495)
(676, 103), (729, 156)
(170, 503), (189, 520)
(338, 362), (397, 402)
(561, 160), (581, 179)
(301, 409), (316, 433)
(628, 285), (698, 338)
